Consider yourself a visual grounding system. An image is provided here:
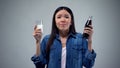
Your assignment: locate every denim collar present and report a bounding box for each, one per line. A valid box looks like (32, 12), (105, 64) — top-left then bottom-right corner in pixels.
(55, 32), (76, 40)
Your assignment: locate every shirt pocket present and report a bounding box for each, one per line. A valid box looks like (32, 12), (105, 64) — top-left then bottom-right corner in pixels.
(50, 46), (56, 57)
(72, 45), (83, 60)
(49, 46), (58, 63)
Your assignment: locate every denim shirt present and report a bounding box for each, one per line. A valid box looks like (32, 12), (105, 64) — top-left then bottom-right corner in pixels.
(31, 33), (96, 68)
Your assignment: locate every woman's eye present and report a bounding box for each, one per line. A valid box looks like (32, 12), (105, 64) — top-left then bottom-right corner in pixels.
(65, 16), (69, 18)
(65, 15), (69, 18)
(57, 16), (61, 18)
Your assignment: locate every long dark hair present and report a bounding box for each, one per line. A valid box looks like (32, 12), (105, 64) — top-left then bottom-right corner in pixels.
(46, 6), (76, 57)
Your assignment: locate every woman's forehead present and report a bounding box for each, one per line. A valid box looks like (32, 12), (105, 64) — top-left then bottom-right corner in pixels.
(56, 10), (70, 16)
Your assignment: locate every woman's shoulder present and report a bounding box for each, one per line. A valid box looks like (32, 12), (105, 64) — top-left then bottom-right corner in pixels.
(41, 34), (50, 45)
(75, 32), (83, 38)
(43, 34), (50, 40)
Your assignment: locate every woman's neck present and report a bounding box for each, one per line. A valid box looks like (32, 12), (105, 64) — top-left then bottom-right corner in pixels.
(59, 30), (69, 38)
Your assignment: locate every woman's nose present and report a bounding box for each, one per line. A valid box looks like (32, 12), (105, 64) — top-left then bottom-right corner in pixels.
(61, 17), (66, 21)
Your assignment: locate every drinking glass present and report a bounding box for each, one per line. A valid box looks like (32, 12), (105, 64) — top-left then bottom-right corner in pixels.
(35, 19), (43, 33)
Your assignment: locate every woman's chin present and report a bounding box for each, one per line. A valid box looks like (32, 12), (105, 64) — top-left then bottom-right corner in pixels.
(59, 29), (69, 32)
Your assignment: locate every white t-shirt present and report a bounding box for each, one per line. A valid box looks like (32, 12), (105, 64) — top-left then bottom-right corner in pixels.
(61, 47), (66, 68)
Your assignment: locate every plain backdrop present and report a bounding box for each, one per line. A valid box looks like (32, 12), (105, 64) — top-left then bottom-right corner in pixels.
(0, 0), (120, 68)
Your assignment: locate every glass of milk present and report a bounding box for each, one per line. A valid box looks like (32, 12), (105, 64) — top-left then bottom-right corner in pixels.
(36, 19), (43, 33)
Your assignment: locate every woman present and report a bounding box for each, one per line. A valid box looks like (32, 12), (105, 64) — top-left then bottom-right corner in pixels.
(31, 6), (96, 68)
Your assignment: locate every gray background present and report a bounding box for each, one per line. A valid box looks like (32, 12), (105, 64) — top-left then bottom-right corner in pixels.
(0, 0), (120, 68)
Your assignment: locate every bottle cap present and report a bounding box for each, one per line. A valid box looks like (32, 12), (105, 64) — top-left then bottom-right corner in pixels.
(88, 16), (92, 20)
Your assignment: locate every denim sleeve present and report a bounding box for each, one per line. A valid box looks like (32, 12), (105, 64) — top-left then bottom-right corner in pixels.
(82, 38), (97, 68)
(31, 55), (45, 68)
(31, 36), (48, 68)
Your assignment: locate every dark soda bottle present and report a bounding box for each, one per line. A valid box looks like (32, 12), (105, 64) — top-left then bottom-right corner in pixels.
(83, 16), (92, 39)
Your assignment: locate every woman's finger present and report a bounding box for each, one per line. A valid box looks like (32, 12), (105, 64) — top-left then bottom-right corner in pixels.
(34, 25), (37, 30)
(87, 25), (93, 29)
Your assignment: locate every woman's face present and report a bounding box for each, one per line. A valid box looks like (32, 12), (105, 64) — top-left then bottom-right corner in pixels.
(55, 9), (71, 32)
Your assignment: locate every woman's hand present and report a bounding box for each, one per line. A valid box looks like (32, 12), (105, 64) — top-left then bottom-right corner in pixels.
(33, 25), (42, 43)
(83, 25), (93, 52)
(33, 25), (42, 56)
